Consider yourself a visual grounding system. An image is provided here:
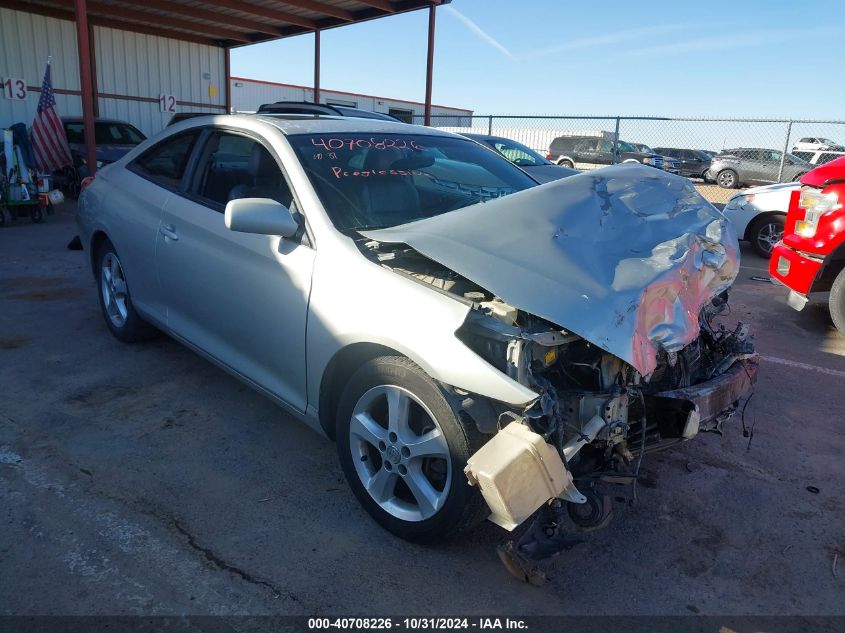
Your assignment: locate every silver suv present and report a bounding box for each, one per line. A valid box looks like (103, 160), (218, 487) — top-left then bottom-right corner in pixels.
(707, 148), (810, 188)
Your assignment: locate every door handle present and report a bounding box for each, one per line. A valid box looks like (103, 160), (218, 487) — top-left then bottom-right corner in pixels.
(160, 224), (179, 241)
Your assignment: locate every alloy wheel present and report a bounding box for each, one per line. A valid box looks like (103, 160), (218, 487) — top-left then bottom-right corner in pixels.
(349, 384), (452, 522)
(100, 252), (129, 328)
(718, 171), (735, 187)
(756, 221), (783, 255)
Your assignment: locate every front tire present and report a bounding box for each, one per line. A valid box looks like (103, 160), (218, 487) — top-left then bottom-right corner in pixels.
(336, 356), (487, 542)
(829, 268), (845, 336)
(749, 215), (785, 258)
(717, 169), (739, 188)
(96, 239), (157, 343)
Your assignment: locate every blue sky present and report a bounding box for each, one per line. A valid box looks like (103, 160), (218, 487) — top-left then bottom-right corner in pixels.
(231, 0), (844, 118)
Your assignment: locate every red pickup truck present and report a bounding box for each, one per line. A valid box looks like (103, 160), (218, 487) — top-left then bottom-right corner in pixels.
(770, 156), (845, 333)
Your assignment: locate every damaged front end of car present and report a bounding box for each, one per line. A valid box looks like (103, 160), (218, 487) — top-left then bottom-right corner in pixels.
(361, 164), (759, 574)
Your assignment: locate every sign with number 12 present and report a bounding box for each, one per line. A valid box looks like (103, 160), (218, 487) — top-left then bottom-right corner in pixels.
(159, 94), (176, 112)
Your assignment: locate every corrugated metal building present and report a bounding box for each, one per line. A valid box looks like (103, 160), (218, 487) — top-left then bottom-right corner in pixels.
(2, 1), (451, 155)
(231, 76), (472, 124)
(0, 7), (227, 138)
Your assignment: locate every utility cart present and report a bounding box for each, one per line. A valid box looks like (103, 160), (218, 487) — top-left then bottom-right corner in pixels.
(0, 178), (46, 226)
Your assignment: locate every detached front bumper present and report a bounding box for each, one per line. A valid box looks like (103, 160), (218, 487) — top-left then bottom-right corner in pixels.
(647, 355), (759, 439)
(769, 242), (824, 310)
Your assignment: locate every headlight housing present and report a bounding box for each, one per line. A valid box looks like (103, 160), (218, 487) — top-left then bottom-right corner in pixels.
(642, 157), (653, 165)
(795, 187), (840, 238)
(723, 193), (754, 214)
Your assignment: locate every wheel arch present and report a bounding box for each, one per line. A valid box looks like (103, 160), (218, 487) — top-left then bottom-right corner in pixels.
(318, 342), (401, 440)
(89, 230), (109, 276)
(744, 211), (785, 241)
(811, 242), (845, 293)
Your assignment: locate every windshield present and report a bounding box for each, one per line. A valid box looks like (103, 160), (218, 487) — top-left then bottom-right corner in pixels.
(488, 138), (550, 166)
(617, 141), (638, 153)
(287, 133), (538, 231)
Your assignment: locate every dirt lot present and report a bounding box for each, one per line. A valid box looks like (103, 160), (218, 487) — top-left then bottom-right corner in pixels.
(1, 204), (844, 617)
(695, 182), (735, 205)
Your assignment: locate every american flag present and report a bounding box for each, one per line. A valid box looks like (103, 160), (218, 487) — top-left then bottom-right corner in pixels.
(31, 62), (73, 173)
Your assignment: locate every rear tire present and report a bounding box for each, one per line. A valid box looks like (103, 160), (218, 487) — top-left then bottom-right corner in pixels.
(96, 239), (158, 343)
(558, 158), (574, 168)
(829, 268), (845, 336)
(717, 169), (739, 189)
(336, 355), (487, 542)
(748, 214), (785, 258)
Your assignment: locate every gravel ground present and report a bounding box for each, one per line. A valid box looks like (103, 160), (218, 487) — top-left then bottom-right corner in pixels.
(1, 204), (843, 616)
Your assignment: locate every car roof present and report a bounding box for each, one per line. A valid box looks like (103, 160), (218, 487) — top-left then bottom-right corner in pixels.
(168, 113), (457, 138)
(255, 114), (450, 136)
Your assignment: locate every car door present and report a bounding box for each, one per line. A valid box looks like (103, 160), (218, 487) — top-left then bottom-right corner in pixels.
(680, 150), (702, 177)
(155, 128), (315, 412)
(761, 150), (786, 182)
(597, 139), (615, 166)
(116, 128), (202, 322)
(571, 138), (598, 169)
(739, 150), (766, 183)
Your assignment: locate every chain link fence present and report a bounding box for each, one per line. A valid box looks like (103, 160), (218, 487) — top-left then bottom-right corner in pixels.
(411, 115), (845, 204)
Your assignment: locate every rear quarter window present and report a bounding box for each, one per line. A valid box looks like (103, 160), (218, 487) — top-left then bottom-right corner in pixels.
(128, 130), (200, 190)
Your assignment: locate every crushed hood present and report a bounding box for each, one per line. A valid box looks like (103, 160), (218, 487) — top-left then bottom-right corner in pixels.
(363, 163), (739, 376)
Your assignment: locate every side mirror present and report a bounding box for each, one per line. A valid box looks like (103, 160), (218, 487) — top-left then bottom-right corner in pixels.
(224, 198), (299, 237)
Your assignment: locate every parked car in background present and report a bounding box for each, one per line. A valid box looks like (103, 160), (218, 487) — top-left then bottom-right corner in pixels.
(463, 133), (577, 183)
(792, 137), (844, 152)
(56, 117), (146, 197)
(257, 101), (402, 122)
(790, 149), (845, 167)
(722, 181), (798, 257)
(76, 114), (755, 544)
(707, 148), (810, 189)
(547, 134), (665, 170)
(770, 157), (845, 334)
(653, 147), (712, 180)
(628, 142), (680, 174)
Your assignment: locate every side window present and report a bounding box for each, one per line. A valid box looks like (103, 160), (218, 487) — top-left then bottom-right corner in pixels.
(598, 140), (614, 153)
(130, 131), (200, 190)
(793, 151), (813, 163)
(192, 131), (294, 211)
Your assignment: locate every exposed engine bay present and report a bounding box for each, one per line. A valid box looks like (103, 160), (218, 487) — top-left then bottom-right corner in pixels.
(362, 241), (756, 481)
(361, 239), (758, 581)
(359, 165), (759, 581)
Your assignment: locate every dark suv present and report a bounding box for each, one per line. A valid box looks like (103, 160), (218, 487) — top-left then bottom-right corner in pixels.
(653, 147), (712, 180)
(547, 135), (665, 170)
(706, 148), (811, 189)
(256, 101), (401, 122)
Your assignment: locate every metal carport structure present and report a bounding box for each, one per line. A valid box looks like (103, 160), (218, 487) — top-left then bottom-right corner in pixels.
(3, 0), (447, 176)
